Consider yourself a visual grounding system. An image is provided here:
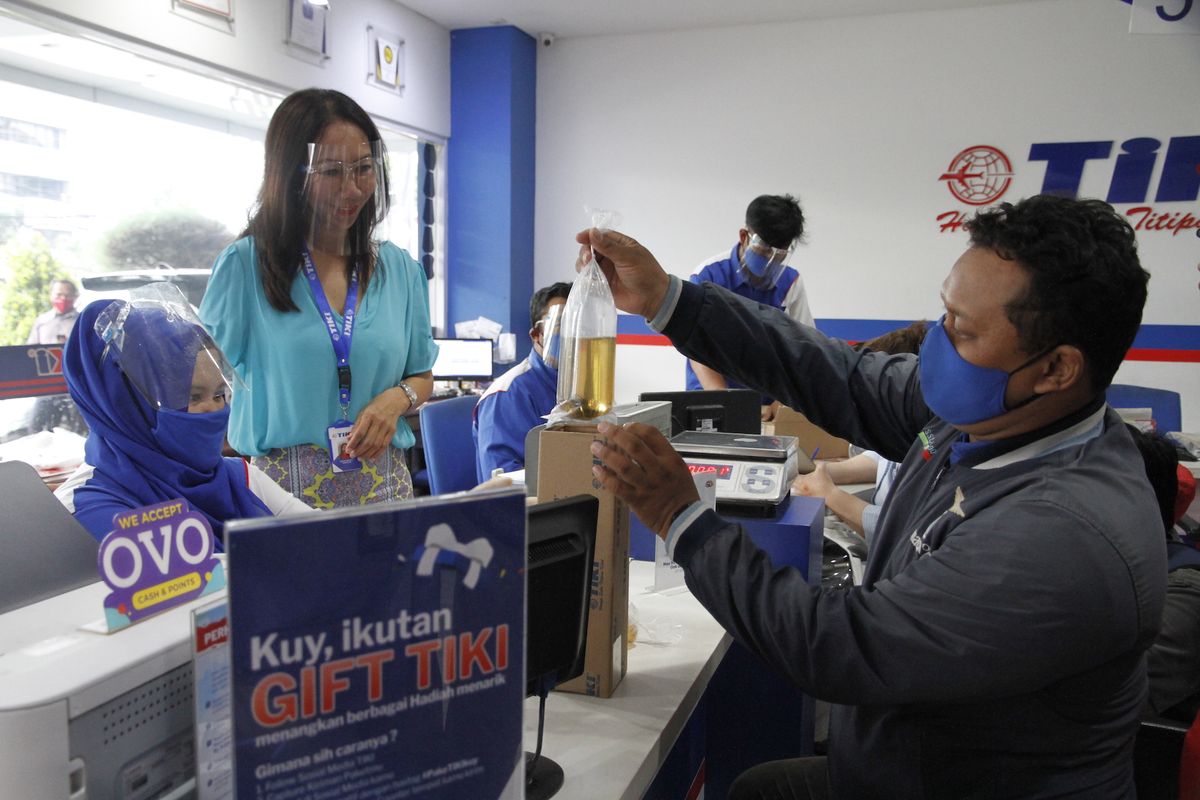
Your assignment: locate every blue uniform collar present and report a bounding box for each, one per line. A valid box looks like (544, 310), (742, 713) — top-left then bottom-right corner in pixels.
(528, 347), (558, 387)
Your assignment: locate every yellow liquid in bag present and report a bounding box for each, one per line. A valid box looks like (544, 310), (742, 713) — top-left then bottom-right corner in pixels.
(561, 336), (615, 418)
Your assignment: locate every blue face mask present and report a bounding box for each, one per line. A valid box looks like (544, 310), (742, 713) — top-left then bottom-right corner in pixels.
(918, 317), (1049, 425)
(153, 405), (230, 471)
(739, 233), (791, 290)
(741, 248), (772, 277)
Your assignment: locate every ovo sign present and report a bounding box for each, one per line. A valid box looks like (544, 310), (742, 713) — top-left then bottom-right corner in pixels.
(97, 498), (224, 629)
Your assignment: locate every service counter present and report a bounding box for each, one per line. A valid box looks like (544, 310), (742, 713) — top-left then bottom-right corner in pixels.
(523, 560), (730, 799)
(529, 490), (825, 800)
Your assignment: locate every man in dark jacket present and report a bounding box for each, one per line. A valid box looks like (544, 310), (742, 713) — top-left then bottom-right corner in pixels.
(580, 195), (1164, 799)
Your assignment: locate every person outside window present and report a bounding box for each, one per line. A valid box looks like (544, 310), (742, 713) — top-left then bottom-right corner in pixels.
(27, 279), (79, 345)
(27, 278), (87, 435)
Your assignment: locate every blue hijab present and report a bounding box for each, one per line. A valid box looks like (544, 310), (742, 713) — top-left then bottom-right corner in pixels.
(64, 300), (271, 542)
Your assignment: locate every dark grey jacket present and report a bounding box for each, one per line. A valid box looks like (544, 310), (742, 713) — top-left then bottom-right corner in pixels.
(665, 279), (1165, 799)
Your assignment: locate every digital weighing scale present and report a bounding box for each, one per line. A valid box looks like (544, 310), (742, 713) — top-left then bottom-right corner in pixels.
(670, 430), (810, 514)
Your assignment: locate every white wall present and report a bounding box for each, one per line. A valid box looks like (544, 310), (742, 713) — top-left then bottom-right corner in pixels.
(6, 0), (450, 137)
(534, 0), (1200, 429)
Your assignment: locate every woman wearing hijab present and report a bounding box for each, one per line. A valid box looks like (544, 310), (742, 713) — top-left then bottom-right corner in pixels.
(55, 284), (313, 543)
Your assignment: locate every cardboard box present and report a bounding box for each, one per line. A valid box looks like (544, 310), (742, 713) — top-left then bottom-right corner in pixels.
(764, 407), (850, 460)
(536, 426), (629, 698)
(524, 401), (672, 492)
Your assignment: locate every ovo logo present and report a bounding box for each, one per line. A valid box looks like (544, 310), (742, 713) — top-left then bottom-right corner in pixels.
(939, 145), (1014, 206)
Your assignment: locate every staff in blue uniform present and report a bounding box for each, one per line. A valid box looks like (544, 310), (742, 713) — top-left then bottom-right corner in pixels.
(687, 194), (811, 421)
(472, 282), (571, 482)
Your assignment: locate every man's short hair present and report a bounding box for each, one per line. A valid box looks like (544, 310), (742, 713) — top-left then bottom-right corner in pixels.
(965, 195), (1148, 394)
(745, 194), (805, 250)
(51, 279), (78, 295)
(530, 282), (572, 327)
(861, 320), (929, 356)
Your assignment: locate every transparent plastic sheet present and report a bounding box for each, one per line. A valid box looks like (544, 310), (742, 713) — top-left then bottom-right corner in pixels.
(546, 208), (620, 428)
(94, 282), (238, 412)
(739, 232), (795, 291)
(628, 600), (685, 648)
(539, 303), (563, 371)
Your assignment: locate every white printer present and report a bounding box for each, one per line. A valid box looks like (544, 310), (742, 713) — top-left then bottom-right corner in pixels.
(0, 461), (209, 799)
(0, 580), (215, 799)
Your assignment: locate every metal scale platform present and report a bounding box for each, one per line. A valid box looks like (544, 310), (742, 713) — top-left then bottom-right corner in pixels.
(670, 431), (811, 515)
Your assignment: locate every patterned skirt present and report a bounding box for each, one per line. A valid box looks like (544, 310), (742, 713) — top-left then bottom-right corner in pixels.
(252, 444), (414, 510)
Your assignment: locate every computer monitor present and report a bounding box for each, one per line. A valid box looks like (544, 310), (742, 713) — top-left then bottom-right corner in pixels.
(431, 337), (494, 381)
(638, 388), (761, 436)
(0, 460), (99, 616)
(524, 494), (599, 799)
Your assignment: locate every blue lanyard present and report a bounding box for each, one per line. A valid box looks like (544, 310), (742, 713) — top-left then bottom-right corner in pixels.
(301, 246), (359, 417)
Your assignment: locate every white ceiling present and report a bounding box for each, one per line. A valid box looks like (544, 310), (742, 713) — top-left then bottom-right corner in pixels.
(397, 0), (1048, 40)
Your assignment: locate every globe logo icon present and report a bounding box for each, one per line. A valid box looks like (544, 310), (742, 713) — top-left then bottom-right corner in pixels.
(939, 146), (1014, 206)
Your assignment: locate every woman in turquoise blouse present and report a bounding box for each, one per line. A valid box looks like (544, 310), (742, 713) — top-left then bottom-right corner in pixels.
(200, 88), (437, 508)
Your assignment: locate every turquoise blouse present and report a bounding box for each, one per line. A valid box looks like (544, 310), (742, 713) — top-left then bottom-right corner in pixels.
(200, 237), (438, 456)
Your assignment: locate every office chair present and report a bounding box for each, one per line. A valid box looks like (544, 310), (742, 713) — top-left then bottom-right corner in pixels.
(1106, 383), (1183, 433)
(417, 393), (480, 495)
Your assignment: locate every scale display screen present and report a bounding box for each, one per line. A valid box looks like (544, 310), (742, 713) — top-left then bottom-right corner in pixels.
(681, 457), (792, 505)
(671, 432), (802, 507)
(687, 463), (733, 480)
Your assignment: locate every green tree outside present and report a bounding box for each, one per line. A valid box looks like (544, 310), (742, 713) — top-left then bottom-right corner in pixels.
(100, 209), (232, 271)
(0, 230), (66, 346)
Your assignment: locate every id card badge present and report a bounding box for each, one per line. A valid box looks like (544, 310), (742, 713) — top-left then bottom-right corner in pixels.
(327, 420), (362, 473)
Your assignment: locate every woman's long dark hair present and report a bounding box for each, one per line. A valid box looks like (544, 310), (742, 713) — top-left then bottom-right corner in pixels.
(243, 89), (391, 312)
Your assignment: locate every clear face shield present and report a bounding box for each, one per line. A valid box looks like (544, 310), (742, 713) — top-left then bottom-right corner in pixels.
(94, 282), (238, 413)
(739, 231), (795, 290)
(301, 140), (388, 256)
(537, 303), (564, 369)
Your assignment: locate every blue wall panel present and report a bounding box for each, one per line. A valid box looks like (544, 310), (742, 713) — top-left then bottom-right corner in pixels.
(448, 26), (536, 371)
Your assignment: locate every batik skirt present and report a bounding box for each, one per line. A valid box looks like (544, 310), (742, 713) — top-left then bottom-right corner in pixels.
(252, 444), (414, 509)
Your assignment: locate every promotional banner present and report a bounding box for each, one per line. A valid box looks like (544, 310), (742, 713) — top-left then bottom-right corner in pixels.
(193, 599), (233, 800)
(225, 489), (526, 800)
(0, 343), (67, 399)
(97, 498), (226, 631)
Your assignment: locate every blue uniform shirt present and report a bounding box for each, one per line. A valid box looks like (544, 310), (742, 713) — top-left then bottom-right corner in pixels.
(473, 348), (557, 482)
(685, 243), (811, 393)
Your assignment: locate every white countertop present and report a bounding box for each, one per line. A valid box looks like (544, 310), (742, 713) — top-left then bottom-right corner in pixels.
(523, 560), (730, 800)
